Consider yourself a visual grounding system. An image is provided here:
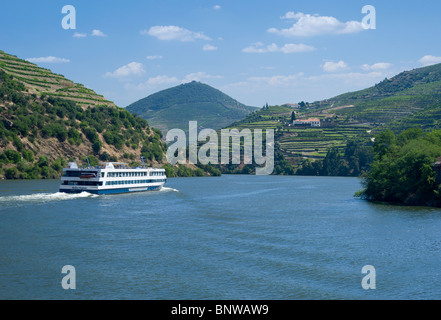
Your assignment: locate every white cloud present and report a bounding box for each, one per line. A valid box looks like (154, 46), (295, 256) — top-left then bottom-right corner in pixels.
(73, 32), (87, 38)
(418, 55), (441, 67)
(202, 44), (218, 51)
(268, 11), (365, 37)
(213, 5), (221, 10)
(143, 25), (211, 42)
(123, 76), (181, 98)
(361, 62), (393, 71)
(242, 42), (315, 53)
(322, 60), (348, 72)
(125, 72), (221, 92)
(26, 56), (70, 63)
(184, 72), (222, 82)
(91, 29), (107, 37)
(145, 75), (180, 86)
(72, 30), (107, 38)
(146, 55), (163, 60)
(280, 11), (305, 20)
(126, 76), (179, 88)
(104, 62), (145, 79)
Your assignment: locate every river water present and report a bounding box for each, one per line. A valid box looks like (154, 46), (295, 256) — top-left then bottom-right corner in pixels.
(1, 175), (441, 299)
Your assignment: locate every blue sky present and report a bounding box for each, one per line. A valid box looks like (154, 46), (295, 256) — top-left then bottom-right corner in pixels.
(1, 0), (441, 108)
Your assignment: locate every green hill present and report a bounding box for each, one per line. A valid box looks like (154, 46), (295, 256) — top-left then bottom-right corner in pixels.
(0, 50), (116, 108)
(0, 50), (168, 179)
(224, 63), (441, 175)
(312, 63), (441, 128)
(126, 81), (256, 134)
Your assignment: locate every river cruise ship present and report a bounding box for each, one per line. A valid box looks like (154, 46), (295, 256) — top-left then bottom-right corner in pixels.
(59, 160), (167, 194)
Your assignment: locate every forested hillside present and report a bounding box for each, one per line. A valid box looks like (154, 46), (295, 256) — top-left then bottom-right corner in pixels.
(0, 51), (169, 179)
(0, 68), (168, 179)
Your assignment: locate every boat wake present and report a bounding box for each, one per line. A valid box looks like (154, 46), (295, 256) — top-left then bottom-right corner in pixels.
(160, 187), (179, 193)
(0, 191), (98, 204)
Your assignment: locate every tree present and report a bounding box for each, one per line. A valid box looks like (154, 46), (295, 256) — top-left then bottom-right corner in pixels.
(92, 141), (102, 154)
(290, 111), (296, 122)
(321, 147), (341, 176)
(357, 129), (441, 206)
(37, 155), (50, 168)
(373, 129), (396, 159)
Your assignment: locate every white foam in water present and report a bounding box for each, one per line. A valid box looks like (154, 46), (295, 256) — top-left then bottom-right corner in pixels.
(160, 187), (179, 192)
(0, 191), (98, 204)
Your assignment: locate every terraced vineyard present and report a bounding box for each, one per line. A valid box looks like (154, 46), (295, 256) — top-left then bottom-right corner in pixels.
(0, 50), (115, 108)
(278, 124), (371, 159)
(205, 63), (441, 174)
(226, 105), (372, 162)
(334, 95), (441, 124)
(310, 63), (441, 129)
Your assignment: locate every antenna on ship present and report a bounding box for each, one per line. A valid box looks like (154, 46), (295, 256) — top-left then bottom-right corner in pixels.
(140, 156), (146, 168)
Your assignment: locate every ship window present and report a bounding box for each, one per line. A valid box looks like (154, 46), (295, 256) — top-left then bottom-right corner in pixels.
(64, 170), (81, 177)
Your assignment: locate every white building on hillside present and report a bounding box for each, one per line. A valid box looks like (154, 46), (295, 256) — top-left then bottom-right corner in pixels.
(293, 118), (321, 127)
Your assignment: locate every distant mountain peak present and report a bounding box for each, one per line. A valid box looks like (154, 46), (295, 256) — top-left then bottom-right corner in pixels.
(126, 82), (256, 134)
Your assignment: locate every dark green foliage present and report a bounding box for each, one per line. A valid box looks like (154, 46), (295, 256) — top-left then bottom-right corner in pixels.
(92, 141), (102, 154)
(82, 127), (99, 144)
(290, 111), (296, 122)
(51, 157), (66, 172)
(356, 128), (441, 207)
(196, 163), (221, 176)
(37, 155), (49, 168)
(296, 139), (373, 176)
(81, 155), (100, 166)
(273, 150), (295, 175)
(68, 128), (82, 145)
(5, 167), (19, 179)
(162, 164), (204, 177)
(2, 149), (21, 164)
(22, 149), (34, 162)
(12, 136), (23, 152)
